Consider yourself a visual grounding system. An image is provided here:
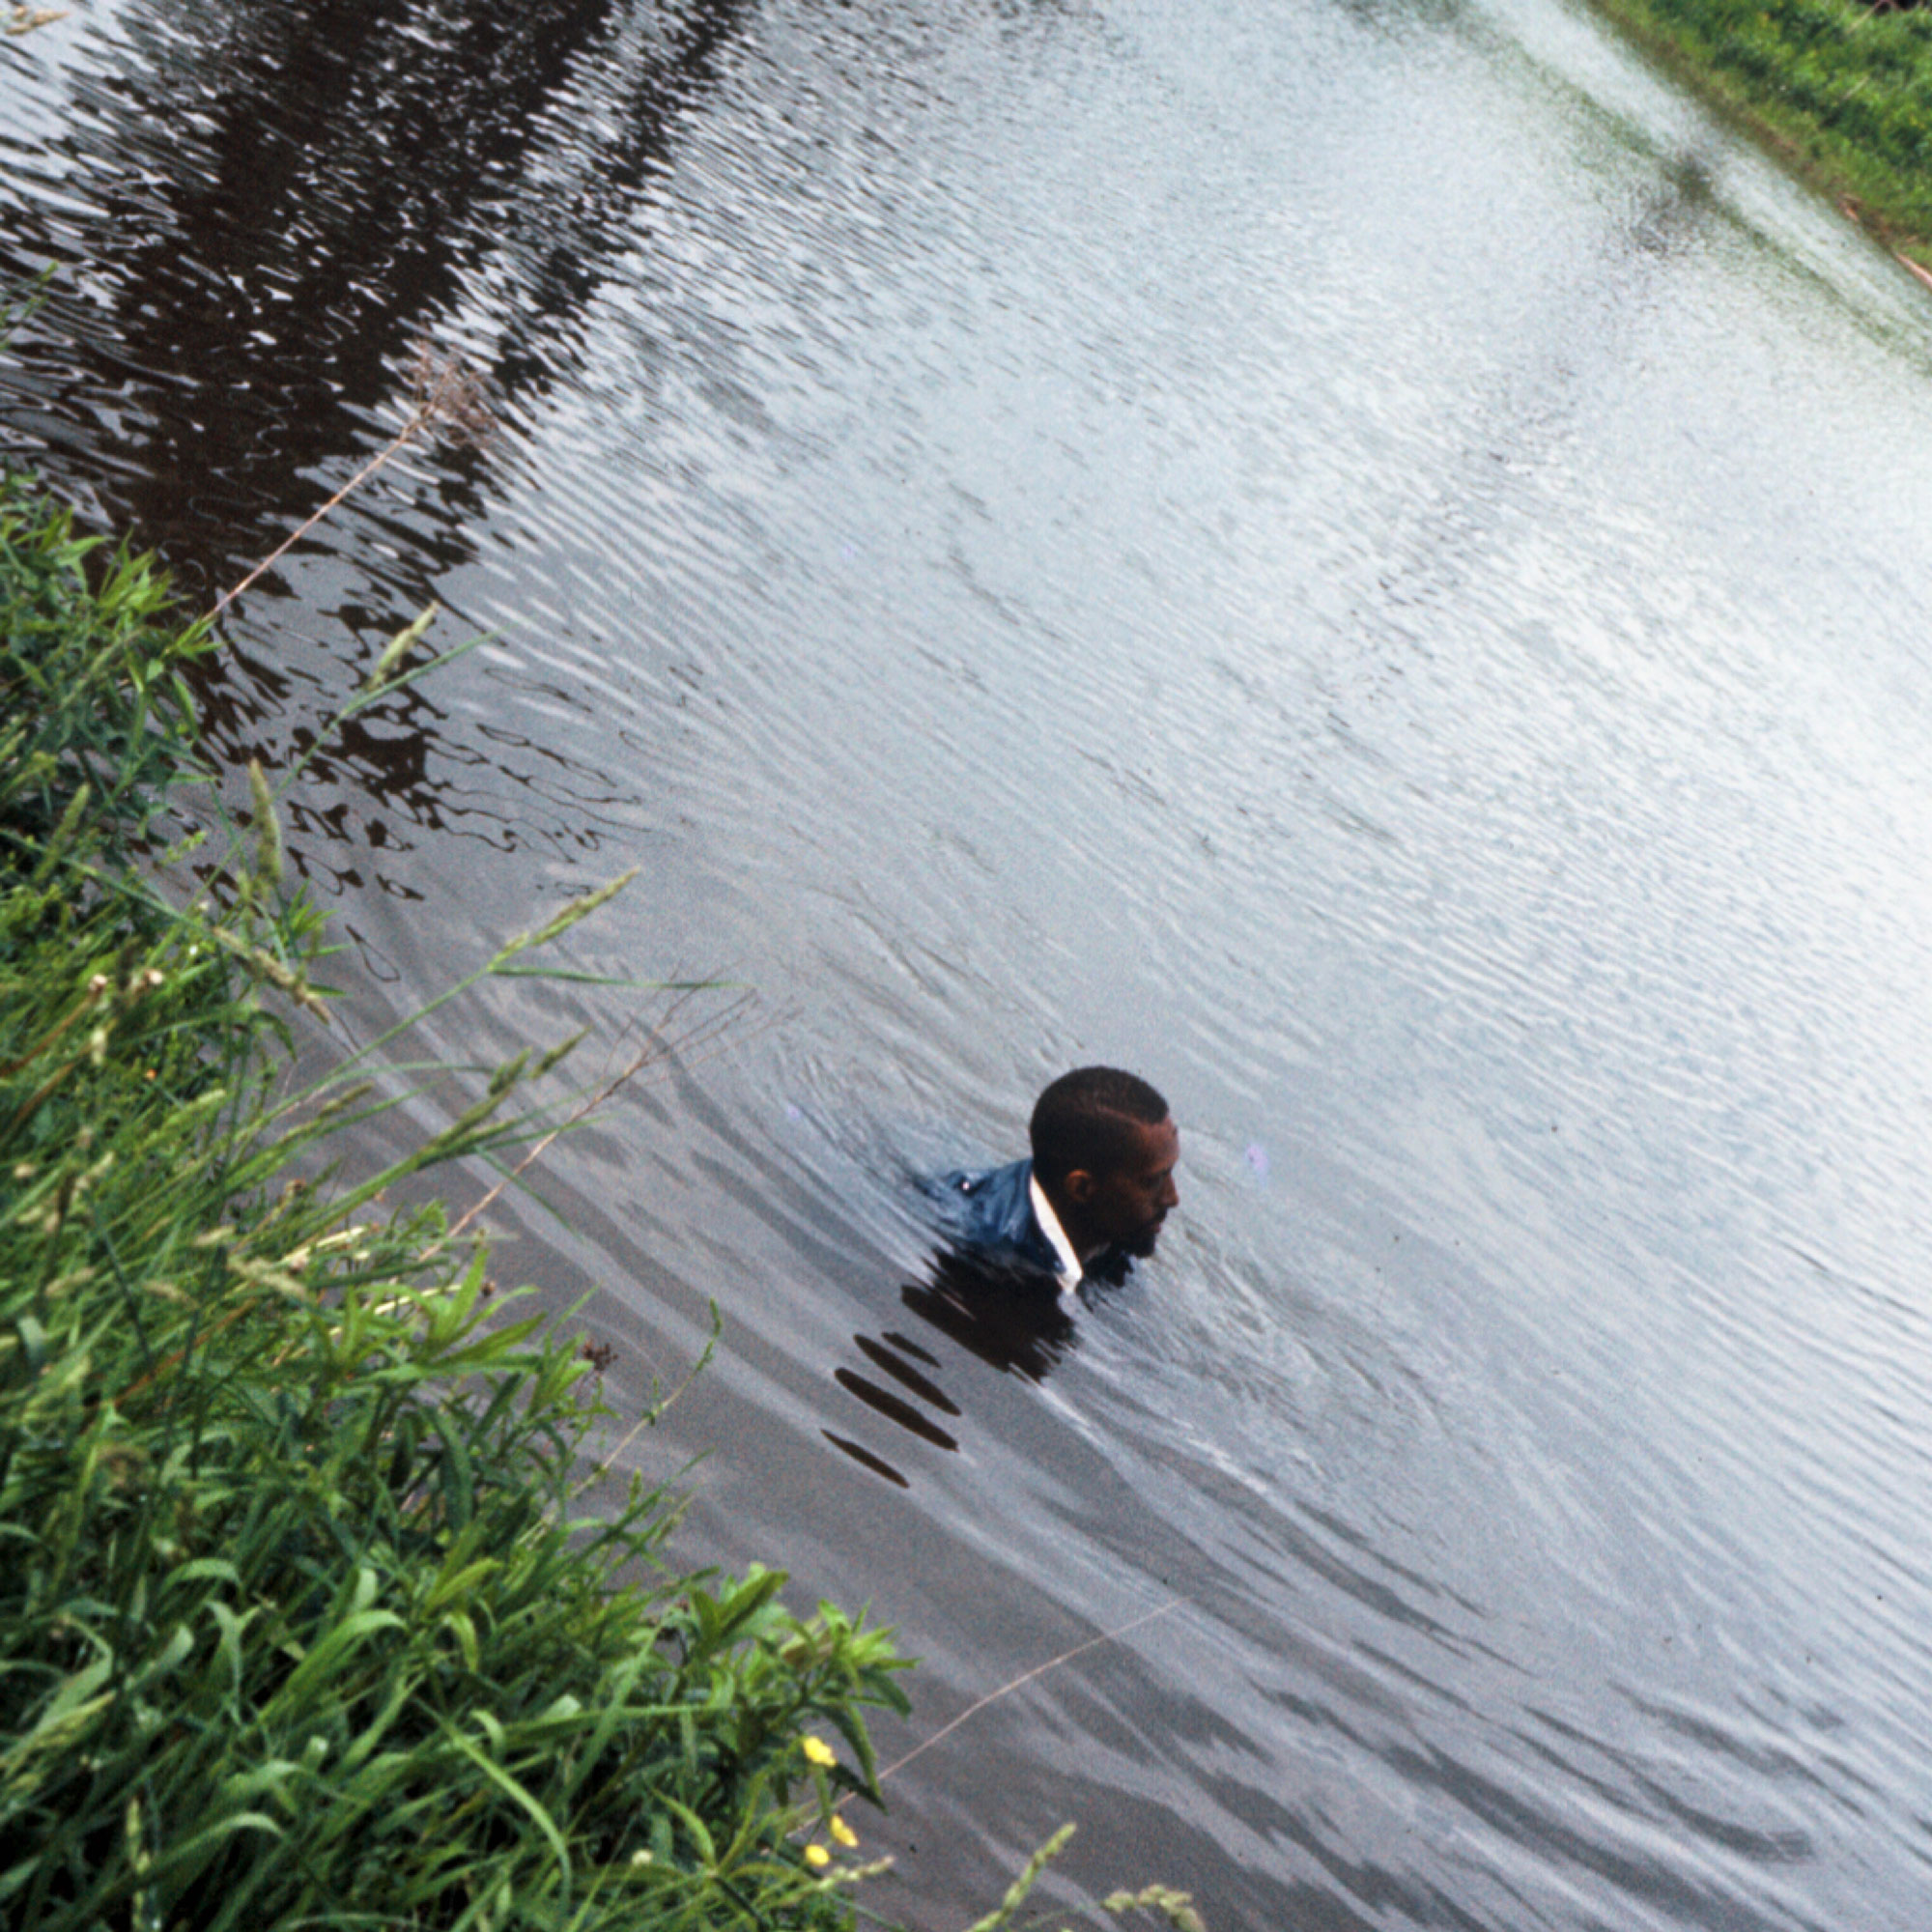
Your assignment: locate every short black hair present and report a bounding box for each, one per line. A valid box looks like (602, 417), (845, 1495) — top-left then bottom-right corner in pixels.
(1029, 1066), (1170, 1187)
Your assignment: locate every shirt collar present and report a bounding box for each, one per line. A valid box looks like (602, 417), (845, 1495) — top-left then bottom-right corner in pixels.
(1028, 1171), (1084, 1291)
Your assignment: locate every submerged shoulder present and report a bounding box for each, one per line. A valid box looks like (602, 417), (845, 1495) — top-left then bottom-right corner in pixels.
(937, 1155), (1033, 1200)
(924, 1156), (1053, 1272)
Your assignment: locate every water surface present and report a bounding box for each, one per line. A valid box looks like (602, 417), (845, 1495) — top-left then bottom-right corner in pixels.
(7, 1), (1932, 1924)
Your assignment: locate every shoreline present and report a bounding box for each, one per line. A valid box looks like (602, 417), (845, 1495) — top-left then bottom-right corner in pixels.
(0, 467), (1208, 1932)
(0, 475), (913, 1930)
(1587, 0), (1932, 272)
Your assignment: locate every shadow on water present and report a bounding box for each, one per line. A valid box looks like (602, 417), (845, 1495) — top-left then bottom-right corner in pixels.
(828, 1264), (1071, 1485)
(826, 1250), (1156, 1486)
(2, 0), (750, 834)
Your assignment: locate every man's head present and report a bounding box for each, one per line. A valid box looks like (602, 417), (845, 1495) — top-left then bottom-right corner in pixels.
(1030, 1066), (1179, 1263)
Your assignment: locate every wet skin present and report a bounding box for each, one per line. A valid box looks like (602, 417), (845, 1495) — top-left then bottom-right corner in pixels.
(1049, 1114), (1181, 1262)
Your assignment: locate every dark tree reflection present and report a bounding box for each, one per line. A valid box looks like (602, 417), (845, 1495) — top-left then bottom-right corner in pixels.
(1, 0), (749, 838)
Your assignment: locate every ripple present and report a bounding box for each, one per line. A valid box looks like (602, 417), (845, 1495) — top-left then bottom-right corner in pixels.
(11, 0), (1932, 1923)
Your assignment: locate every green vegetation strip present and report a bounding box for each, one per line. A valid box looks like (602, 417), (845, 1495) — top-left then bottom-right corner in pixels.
(1590, 0), (1932, 262)
(0, 474), (915, 1930)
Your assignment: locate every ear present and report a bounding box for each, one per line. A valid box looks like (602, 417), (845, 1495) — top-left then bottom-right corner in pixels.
(1063, 1167), (1099, 1205)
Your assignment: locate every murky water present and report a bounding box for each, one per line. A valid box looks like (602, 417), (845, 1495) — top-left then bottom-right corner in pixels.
(10, 1), (1932, 1923)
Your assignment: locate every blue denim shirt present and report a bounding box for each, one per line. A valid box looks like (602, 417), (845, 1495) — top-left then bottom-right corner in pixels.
(928, 1156), (1064, 1281)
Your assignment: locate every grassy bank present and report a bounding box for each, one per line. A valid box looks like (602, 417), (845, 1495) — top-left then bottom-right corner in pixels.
(0, 469), (1210, 1932)
(1588, 0), (1932, 265)
(0, 475), (916, 1931)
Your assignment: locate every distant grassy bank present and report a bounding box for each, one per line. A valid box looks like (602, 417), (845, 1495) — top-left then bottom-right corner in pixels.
(1590, 0), (1932, 266)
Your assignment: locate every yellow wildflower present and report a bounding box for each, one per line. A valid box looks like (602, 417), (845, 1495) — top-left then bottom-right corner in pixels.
(801, 1735), (838, 1769)
(829, 1814), (858, 1848)
(804, 1843), (832, 1869)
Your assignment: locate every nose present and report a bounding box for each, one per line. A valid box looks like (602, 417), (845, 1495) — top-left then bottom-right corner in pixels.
(1158, 1173), (1179, 1211)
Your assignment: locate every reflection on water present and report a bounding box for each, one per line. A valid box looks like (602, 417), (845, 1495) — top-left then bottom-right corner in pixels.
(831, 1254), (1085, 1486)
(901, 1261), (1081, 1383)
(3, 0), (747, 583)
(11, 0), (1932, 1924)
(1, 0), (747, 891)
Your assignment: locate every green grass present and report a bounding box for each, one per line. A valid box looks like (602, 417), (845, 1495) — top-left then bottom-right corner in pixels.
(0, 469), (1212, 1932)
(1589, 0), (1932, 260)
(0, 471), (914, 1930)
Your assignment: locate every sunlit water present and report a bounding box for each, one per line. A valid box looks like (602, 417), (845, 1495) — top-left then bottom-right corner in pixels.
(8, 1), (1932, 1923)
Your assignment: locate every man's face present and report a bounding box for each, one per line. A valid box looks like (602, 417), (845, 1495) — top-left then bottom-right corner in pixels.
(1078, 1115), (1181, 1258)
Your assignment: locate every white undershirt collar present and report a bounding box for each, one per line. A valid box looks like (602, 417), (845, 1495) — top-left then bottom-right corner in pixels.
(1028, 1172), (1084, 1292)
